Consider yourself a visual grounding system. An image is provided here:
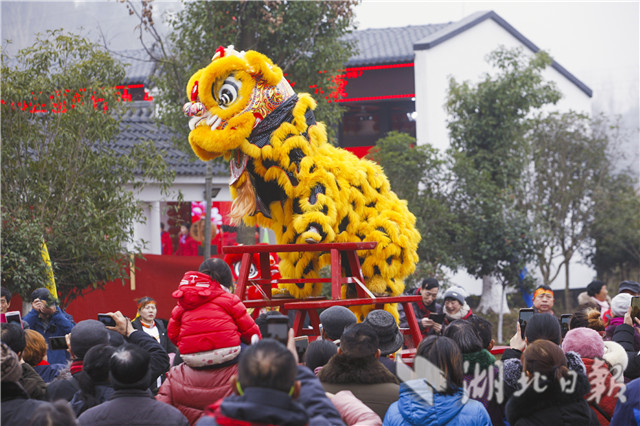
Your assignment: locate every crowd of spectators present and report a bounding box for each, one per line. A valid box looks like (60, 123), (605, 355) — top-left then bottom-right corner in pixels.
(1, 272), (640, 426)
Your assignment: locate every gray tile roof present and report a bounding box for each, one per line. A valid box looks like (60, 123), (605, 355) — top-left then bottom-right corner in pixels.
(344, 23), (451, 67)
(117, 49), (157, 86)
(113, 102), (227, 177)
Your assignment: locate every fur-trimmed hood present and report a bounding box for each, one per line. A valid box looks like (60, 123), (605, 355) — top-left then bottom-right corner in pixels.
(445, 303), (471, 321)
(603, 340), (628, 377)
(318, 353), (398, 385)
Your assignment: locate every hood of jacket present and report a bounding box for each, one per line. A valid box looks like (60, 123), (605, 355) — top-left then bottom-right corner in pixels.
(462, 349), (495, 374)
(603, 340), (628, 375)
(318, 353), (398, 385)
(216, 387), (309, 426)
(395, 379), (469, 425)
(172, 271), (225, 310)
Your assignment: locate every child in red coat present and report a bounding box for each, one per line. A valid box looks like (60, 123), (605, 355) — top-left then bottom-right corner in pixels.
(167, 270), (261, 367)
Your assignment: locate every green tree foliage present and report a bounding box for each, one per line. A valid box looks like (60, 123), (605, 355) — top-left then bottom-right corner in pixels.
(522, 111), (613, 307)
(127, 0), (359, 149)
(367, 131), (460, 278)
(446, 47), (562, 311)
(587, 172), (640, 281)
(1, 31), (173, 306)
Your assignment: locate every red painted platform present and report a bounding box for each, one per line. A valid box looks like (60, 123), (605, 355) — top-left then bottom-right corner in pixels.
(227, 242), (423, 347)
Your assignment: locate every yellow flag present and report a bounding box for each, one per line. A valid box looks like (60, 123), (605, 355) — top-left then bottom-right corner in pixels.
(40, 239), (58, 301)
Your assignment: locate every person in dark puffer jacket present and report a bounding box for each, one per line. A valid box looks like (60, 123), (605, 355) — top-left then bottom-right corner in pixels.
(506, 340), (599, 426)
(501, 312), (588, 403)
(69, 344), (116, 417)
(1, 342), (48, 424)
(610, 306), (640, 380)
(78, 342), (187, 426)
(196, 339), (309, 426)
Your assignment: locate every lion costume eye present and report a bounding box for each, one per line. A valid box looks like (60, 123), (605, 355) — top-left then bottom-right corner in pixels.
(215, 77), (240, 109)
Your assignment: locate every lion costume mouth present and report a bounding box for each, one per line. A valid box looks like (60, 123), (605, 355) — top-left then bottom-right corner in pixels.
(230, 150), (248, 185)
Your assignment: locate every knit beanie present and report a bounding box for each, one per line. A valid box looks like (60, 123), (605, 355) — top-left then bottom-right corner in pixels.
(443, 287), (466, 305)
(1, 342), (22, 383)
(619, 280), (640, 294)
(70, 320), (109, 359)
(319, 306), (357, 341)
(610, 293), (632, 317)
(561, 327), (604, 359)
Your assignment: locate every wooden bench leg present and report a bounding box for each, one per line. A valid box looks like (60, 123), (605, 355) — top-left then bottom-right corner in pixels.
(307, 309), (321, 336)
(293, 310), (307, 336)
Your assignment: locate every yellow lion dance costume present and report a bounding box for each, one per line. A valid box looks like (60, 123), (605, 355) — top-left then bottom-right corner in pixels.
(183, 46), (420, 320)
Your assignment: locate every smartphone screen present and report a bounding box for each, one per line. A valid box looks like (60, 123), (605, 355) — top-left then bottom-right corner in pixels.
(294, 336), (309, 362)
(560, 314), (571, 337)
(97, 314), (116, 327)
(631, 296), (640, 321)
(49, 336), (68, 350)
(266, 317), (289, 345)
(5, 311), (22, 327)
(519, 308), (535, 339)
(429, 313), (445, 325)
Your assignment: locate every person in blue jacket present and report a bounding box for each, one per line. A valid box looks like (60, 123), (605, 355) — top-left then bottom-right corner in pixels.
(610, 376), (640, 426)
(23, 288), (75, 365)
(383, 335), (491, 426)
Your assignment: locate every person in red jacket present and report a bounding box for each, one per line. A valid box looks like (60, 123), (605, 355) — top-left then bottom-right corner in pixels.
(174, 224), (200, 256)
(167, 270), (261, 368)
(161, 222), (173, 255)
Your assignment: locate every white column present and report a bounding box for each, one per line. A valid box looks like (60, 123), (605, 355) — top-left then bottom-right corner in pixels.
(148, 201), (162, 254)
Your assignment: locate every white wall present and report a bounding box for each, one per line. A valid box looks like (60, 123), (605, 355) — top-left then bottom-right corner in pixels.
(414, 18), (594, 294)
(415, 18), (592, 152)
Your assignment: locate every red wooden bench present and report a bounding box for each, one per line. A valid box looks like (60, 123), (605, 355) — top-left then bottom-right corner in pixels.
(225, 242), (424, 348)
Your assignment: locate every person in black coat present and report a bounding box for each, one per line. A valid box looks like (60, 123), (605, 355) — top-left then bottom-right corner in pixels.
(1, 342), (49, 424)
(77, 339), (187, 426)
(131, 296), (181, 393)
(611, 306), (640, 380)
(131, 297), (180, 361)
(505, 339), (599, 426)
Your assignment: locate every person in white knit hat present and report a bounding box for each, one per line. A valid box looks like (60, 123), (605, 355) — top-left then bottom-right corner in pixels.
(605, 292), (640, 352)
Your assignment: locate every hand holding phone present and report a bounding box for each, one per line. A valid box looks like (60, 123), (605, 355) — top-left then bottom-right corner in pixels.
(5, 311), (22, 328)
(631, 296), (640, 323)
(429, 313), (445, 325)
(518, 308), (534, 339)
(98, 314), (116, 327)
(265, 315), (289, 345)
(560, 314), (571, 337)
(294, 336), (309, 362)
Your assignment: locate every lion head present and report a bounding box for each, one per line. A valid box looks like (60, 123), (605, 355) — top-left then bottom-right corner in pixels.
(183, 45), (295, 168)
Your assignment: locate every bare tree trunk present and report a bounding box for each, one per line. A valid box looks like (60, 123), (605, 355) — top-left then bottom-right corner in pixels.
(477, 275), (510, 315)
(203, 161), (213, 260)
(498, 282), (505, 343)
(564, 259), (571, 311)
